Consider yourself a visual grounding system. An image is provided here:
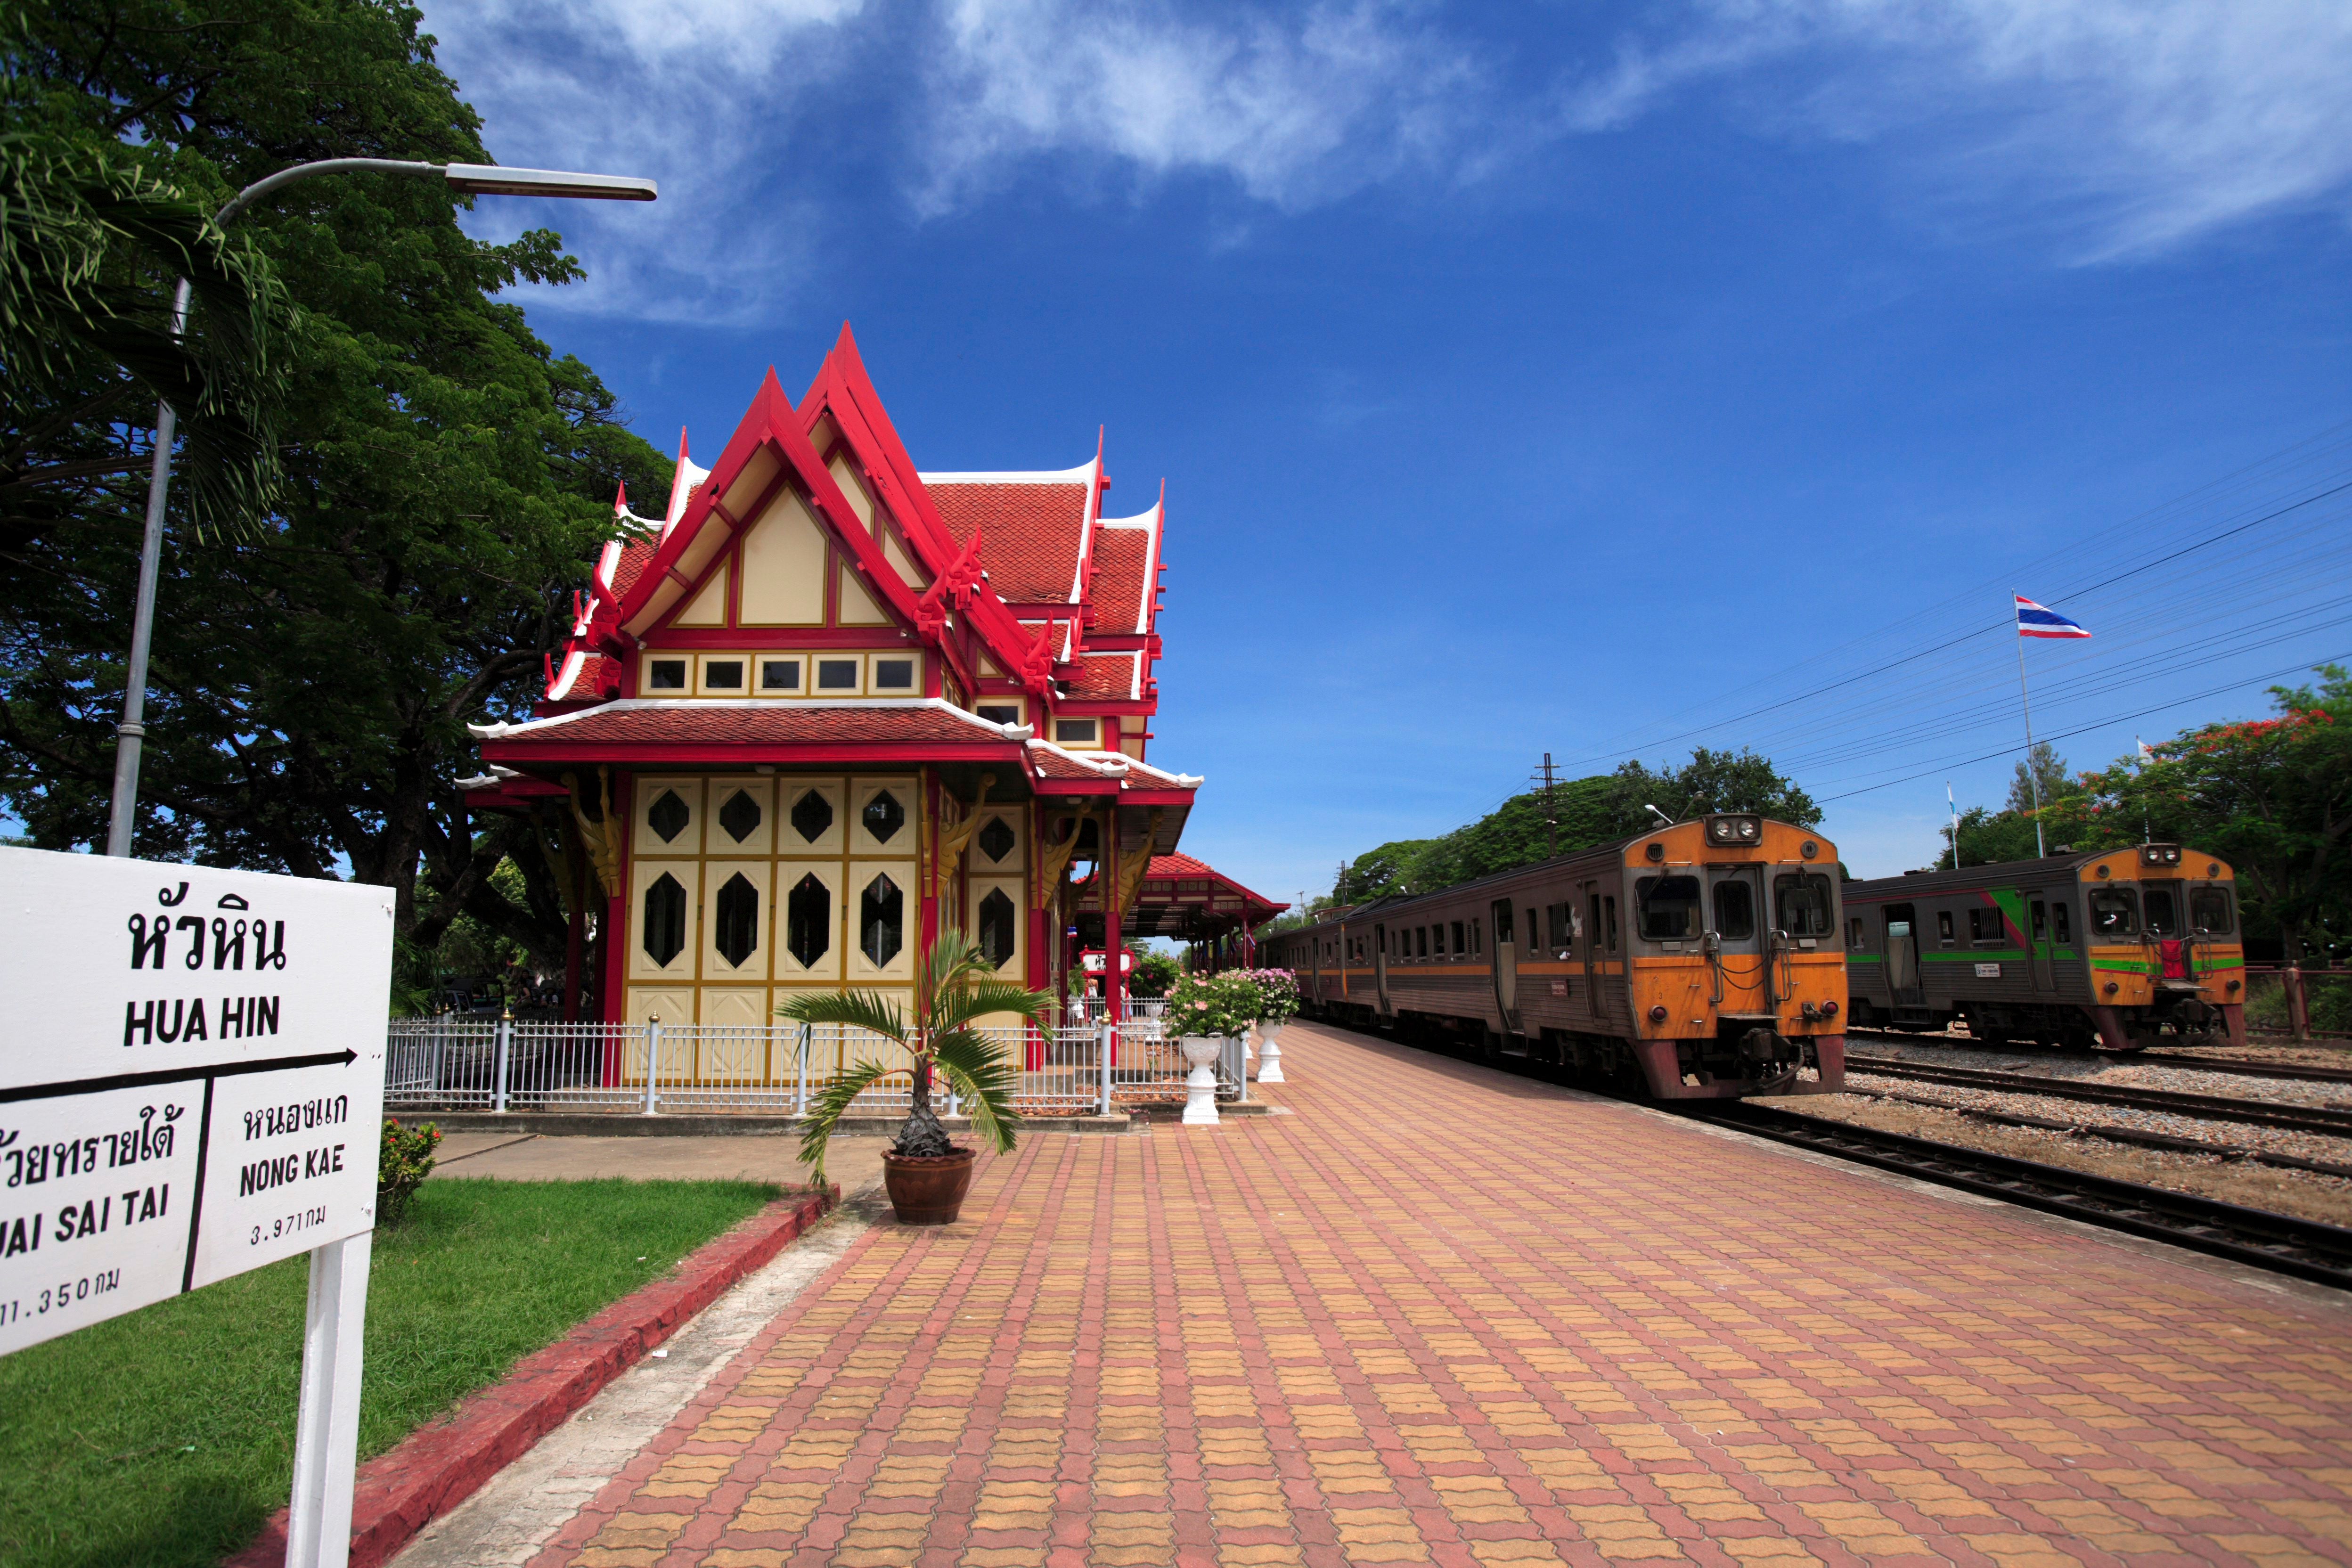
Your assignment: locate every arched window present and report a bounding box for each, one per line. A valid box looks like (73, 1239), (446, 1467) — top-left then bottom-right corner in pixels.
(861, 874), (903, 966)
(787, 874), (830, 968)
(642, 873), (686, 965)
(714, 873), (760, 967)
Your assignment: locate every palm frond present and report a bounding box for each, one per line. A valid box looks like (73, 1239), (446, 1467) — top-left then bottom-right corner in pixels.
(797, 1058), (892, 1182)
(927, 978), (1054, 1035)
(931, 1027), (1023, 1155)
(777, 987), (908, 1045)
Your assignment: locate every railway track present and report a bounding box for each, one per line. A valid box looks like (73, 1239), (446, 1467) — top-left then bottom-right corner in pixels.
(1685, 1102), (2352, 1291)
(1846, 1027), (2352, 1086)
(1843, 1052), (2352, 1138)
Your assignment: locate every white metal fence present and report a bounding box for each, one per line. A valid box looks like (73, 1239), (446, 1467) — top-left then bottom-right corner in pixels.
(384, 1007), (1248, 1119)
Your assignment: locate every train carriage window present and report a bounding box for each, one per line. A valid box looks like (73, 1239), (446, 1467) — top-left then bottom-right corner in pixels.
(1968, 907), (2002, 944)
(1417, 927), (1429, 958)
(1636, 876), (1702, 940)
(1495, 905), (1513, 943)
(1450, 920), (1465, 955)
(1526, 908), (1539, 954)
(1547, 903), (1570, 951)
(2031, 900), (2047, 941)
(1773, 874), (1834, 938)
(1936, 910), (1955, 945)
(2053, 902), (2073, 944)
(1847, 916), (1866, 951)
(1470, 919), (1481, 955)
(2088, 887), (2139, 938)
(1603, 896), (1619, 953)
(2190, 888), (2233, 934)
(1713, 879), (1756, 941)
(2143, 888), (2180, 938)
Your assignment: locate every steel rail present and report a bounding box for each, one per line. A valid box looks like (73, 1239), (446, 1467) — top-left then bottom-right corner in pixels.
(1844, 1053), (2352, 1138)
(1684, 1102), (2352, 1291)
(1846, 1028), (2352, 1086)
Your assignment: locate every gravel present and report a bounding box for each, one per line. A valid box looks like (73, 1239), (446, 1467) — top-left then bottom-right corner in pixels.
(1849, 1032), (2352, 1110)
(1772, 1092), (2352, 1228)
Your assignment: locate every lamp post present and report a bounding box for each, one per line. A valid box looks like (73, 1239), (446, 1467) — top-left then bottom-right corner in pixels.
(103, 160), (657, 857)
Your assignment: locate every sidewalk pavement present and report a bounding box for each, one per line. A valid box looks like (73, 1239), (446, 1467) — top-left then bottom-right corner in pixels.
(409, 1022), (2352, 1568)
(432, 1132), (892, 1197)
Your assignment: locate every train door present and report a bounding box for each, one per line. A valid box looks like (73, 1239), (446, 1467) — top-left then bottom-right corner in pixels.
(2026, 894), (2056, 993)
(1884, 904), (1923, 1005)
(2142, 879), (2187, 981)
(1373, 924), (1391, 1014)
(1582, 886), (1603, 1021)
(1708, 866), (1769, 1013)
(1490, 898), (1519, 1026)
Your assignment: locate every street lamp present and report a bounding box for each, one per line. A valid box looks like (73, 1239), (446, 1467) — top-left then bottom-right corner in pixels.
(103, 160), (657, 858)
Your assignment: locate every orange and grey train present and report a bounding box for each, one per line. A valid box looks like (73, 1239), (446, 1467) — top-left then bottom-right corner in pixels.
(1263, 815), (1849, 1100)
(1841, 843), (2247, 1049)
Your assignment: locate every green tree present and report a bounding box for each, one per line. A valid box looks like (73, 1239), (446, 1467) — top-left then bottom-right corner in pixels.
(0, 1), (670, 994)
(2056, 667), (2352, 960)
(1605, 747), (1820, 831)
(2005, 742), (2077, 815)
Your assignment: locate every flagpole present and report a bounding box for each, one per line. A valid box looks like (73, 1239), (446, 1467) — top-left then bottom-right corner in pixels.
(2014, 596), (2046, 858)
(1946, 781), (1960, 870)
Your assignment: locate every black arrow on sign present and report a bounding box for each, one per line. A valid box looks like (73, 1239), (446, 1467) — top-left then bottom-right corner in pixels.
(0, 1049), (359, 1105)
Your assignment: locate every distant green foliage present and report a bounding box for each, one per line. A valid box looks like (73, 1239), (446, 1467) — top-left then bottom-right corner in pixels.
(1128, 947), (1181, 998)
(1329, 749), (1817, 908)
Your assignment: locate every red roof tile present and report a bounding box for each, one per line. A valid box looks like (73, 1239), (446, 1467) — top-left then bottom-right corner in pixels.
(1092, 527), (1151, 635)
(608, 538), (658, 601)
(1069, 652), (1138, 700)
(478, 701), (1018, 756)
(1026, 744), (1125, 781)
(927, 481), (1087, 604)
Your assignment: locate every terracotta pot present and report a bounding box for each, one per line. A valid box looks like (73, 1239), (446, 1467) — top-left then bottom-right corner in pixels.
(882, 1147), (978, 1225)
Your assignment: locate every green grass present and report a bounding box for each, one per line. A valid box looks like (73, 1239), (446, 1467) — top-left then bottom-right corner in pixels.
(0, 1177), (780, 1568)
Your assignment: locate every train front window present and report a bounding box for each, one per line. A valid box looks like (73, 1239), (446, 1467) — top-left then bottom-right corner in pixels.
(2143, 887), (2180, 938)
(1636, 876), (1702, 940)
(1713, 879), (1756, 941)
(2191, 887), (2234, 934)
(1774, 873), (1834, 937)
(2088, 887), (2139, 938)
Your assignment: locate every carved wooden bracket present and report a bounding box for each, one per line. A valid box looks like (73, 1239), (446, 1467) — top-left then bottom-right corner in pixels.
(936, 774), (995, 888)
(564, 766), (623, 899)
(1035, 804), (1090, 910)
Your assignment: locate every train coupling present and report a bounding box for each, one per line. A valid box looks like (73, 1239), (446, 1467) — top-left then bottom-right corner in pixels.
(1736, 1027), (1803, 1070)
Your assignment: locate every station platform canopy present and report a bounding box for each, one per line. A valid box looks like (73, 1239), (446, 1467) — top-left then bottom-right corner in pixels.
(1072, 851), (1286, 949)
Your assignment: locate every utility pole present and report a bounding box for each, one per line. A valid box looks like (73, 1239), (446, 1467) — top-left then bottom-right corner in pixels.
(1529, 752), (1560, 861)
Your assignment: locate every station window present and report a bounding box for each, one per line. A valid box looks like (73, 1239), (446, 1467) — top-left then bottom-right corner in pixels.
(873, 657), (916, 691)
(760, 657), (801, 691)
(817, 658), (859, 691)
(2189, 887), (2232, 934)
(1936, 910), (1954, 944)
(703, 658), (744, 691)
(1055, 718), (1099, 745)
(978, 702), (1021, 725)
(647, 658), (686, 691)
(1636, 876), (1702, 941)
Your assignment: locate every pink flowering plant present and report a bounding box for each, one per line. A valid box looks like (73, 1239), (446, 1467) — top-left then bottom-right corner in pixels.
(1237, 968), (1298, 1024)
(1166, 972), (1259, 1037)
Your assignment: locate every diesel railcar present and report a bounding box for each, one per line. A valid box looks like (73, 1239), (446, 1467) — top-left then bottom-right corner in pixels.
(1265, 814), (1848, 1100)
(1842, 843), (2246, 1050)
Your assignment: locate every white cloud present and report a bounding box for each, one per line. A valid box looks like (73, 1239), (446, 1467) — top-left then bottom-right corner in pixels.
(914, 0), (1482, 213)
(1562, 0), (2352, 258)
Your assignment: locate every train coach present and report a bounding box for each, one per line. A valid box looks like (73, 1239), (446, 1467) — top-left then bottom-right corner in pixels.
(1264, 815), (1848, 1100)
(1842, 843), (2246, 1050)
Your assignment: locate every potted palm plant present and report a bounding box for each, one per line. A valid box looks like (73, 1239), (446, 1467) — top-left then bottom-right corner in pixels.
(779, 930), (1052, 1224)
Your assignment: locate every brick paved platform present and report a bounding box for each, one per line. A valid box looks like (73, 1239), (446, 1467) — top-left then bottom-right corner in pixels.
(523, 1021), (2352, 1568)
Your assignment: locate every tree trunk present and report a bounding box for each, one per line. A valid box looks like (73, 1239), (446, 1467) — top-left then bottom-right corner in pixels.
(894, 1051), (956, 1158)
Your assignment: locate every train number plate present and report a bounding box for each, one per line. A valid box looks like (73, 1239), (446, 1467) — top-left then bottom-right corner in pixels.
(1974, 963), (2002, 978)
(1550, 981), (1568, 997)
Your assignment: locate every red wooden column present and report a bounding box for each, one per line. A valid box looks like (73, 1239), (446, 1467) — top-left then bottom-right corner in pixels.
(1026, 800), (1052, 1069)
(918, 767), (941, 977)
(600, 771), (633, 1079)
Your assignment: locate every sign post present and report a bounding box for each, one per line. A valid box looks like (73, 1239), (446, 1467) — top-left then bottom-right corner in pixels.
(0, 847), (393, 1568)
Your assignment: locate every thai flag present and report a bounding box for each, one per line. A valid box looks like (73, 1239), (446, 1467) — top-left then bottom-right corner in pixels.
(2015, 595), (2091, 639)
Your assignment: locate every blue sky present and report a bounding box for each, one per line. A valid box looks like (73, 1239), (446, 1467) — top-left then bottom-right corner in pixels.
(426, 0), (2352, 899)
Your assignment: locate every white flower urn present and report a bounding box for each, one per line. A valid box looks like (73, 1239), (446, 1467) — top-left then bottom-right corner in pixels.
(1179, 1035), (1223, 1125)
(1256, 1020), (1286, 1084)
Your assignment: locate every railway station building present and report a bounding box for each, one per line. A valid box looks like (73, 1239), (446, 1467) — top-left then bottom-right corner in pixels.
(457, 327), (1266, 1054)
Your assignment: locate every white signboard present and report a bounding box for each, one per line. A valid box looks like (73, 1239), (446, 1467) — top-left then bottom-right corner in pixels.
(0, 848), (392, 1356)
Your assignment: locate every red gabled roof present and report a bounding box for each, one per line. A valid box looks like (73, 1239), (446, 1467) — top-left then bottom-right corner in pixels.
(925, 474), (1093, 604)
(477, 700), (1023, 758)
(1068, 651), (1139, 700)
(1091, 524), (1151, 637)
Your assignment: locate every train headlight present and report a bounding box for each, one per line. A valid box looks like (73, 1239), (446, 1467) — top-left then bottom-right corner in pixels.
(1800, 840), (1819, 860)
(1707, 814), (1762, 845)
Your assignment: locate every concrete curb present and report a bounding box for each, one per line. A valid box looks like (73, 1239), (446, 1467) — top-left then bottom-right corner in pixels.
(224, 1185), (837, 1568)
(407, 1110), (1139, 1136)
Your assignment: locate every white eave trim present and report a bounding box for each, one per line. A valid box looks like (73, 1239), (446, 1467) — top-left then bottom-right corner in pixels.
(469, 696), (1035, 743)
(917, 459), (1096, 484)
